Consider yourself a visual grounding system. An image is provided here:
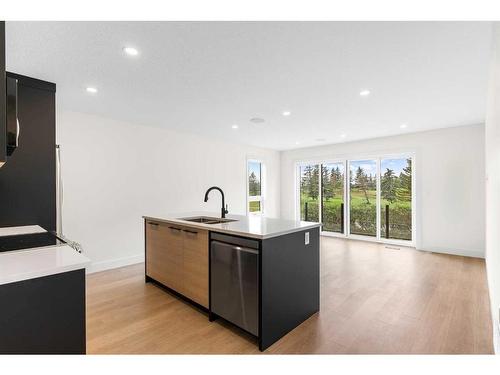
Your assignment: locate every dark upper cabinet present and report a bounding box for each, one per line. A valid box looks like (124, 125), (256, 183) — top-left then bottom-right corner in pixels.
(0, 73), (56, 231)
(0, 21), (6, 167)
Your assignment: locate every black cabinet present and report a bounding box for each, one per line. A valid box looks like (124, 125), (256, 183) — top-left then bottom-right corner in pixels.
(1, 21), (6, 167)
(0, 73), (57, 231)
(0, 269), (86, 354)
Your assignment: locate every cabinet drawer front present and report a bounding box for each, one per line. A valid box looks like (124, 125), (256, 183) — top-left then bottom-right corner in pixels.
(182, 228), (208, 307)
(146, 221), (184, 293)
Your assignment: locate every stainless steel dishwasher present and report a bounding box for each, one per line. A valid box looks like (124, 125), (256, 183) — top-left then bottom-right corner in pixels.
(210, 232), (259, 336)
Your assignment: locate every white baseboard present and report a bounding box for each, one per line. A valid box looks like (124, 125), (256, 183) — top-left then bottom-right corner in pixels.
(321, 234), (484, 259)
(417, 246), (485, 259)
(85, 253), (144, 274)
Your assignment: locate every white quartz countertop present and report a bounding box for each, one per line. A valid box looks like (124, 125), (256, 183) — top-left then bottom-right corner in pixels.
(143, 212), (321, 239)
(0, 245), (90, 286)
(0, 225), (47, 237)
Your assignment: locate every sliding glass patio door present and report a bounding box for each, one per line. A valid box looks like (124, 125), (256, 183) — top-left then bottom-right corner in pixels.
(297, 155), (413, 244)
(348, 160), (377, 237)
(380, 157), (412, 241)
(299, 164), (320, 222)
(321, 163), (345, 233)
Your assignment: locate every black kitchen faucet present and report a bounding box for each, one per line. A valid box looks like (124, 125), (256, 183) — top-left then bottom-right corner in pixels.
(204, 186), (229, 218)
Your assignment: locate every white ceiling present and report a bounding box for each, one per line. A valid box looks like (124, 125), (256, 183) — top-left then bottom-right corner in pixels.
(5, 21), (493, 150)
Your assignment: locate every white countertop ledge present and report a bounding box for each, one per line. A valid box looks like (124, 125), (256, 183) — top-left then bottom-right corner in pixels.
(143, 212), (321, 239)
(0, 245), (90, 286)
(0, 225), (47, 237)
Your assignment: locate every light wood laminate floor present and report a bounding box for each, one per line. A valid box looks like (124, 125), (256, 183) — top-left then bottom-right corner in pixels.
(86, 237), (493, 354)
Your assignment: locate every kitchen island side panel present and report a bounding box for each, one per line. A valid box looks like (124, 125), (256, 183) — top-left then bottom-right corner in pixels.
(260, 227), (320, 350)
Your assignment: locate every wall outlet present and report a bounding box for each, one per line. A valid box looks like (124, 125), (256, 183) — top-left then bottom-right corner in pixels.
(305, 232), (310, 245)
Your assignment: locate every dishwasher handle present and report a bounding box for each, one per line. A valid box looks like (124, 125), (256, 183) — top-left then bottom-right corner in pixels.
(210, 232), (259, 249)
(211, 240), (259, 255)
(233, 246), (259, 255)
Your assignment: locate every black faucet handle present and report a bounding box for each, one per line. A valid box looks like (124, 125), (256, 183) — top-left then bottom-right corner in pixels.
(224, 204), (229, 214)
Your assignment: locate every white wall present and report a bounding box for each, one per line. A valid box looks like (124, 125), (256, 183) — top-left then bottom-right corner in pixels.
(56, 110), (280, 273)
(281, 124), (485, 258)
(485, 23), (500, 354)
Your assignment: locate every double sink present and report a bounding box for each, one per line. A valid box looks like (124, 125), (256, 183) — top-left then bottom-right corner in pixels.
(179, 216), (237, 225)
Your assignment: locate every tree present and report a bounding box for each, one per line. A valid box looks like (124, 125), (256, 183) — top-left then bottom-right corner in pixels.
(301, 165), (313, 194)
(381, 168), (397, 203)
(396, 159), (412, 201)
(248, 172), (260, 196)
(310, 166), (319, 200)
(322, 165), (333, 200)
(330, 166), (342, 198)
(355, 166), (370, 204)
(301, 165), (319, 200)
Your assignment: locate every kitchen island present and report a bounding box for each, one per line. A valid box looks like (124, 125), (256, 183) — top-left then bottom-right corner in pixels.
(143, 212), (321, 351)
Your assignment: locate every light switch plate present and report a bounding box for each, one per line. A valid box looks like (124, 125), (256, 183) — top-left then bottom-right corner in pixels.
(305, 232), (310, 245)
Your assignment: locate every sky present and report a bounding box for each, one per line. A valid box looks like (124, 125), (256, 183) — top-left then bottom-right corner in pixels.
(350, 158), (408, 176)
(248, 161), (261, 182)
(350, 160), (377, 177)
(381, 158), (408, 175)
(301, 158), (410, 179)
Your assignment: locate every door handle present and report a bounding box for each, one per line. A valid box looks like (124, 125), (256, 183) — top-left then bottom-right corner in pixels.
(6, 77), (19, 156)
(148, 222), (159, 226)
(168, 226), (182, 231)
(183, 229), (198, 235)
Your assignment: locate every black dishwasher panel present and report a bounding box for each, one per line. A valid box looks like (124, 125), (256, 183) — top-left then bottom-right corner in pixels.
(210, 235), (259, 336)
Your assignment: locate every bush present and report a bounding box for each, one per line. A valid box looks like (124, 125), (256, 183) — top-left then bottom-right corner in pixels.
(349, 201), (376, 236)
(301, 197), (411, 240)
(301, 200), (319, 222)
(322, 200), (343, 232)
(381, 201), (412, 240)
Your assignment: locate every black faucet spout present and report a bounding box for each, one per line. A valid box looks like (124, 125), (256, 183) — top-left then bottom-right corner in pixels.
(204, 186), (229, 218)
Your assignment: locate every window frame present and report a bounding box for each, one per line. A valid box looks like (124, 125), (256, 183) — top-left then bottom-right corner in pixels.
(247, 159), (265, 215)
(294, 152), (416, 247)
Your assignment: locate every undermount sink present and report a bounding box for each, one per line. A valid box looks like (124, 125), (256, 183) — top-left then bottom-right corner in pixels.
(178, 216), (237, 225)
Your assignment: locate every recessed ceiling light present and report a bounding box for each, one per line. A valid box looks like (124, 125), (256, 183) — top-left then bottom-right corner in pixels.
(282, 111), (291, 117)
(231, 124), (239, 129)
(123, 46), (139, 56)
(86, 87), (98, 94)
(340, 133), (347, 138)
(295, 141), (300, 145)
(400, 123), (408, 129)
(359, 90), (371, 97)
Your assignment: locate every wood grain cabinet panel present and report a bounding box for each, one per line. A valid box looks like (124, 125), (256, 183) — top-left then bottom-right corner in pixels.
(146, 221), (184, 294)
(145, 221), (209, 308)
(182, 228), (209, 308)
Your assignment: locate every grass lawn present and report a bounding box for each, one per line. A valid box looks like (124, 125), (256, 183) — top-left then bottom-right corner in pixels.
(249, 201), (261, 212)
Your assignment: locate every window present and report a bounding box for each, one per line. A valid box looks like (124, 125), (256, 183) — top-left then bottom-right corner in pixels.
(380, 158), (412, 241)
(296, 155), (414, 244)
(248, 160), (263, 214)
(299, 164), (320, 222)
(349, 160), (377, 237)
(321, 162), (345, 233)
